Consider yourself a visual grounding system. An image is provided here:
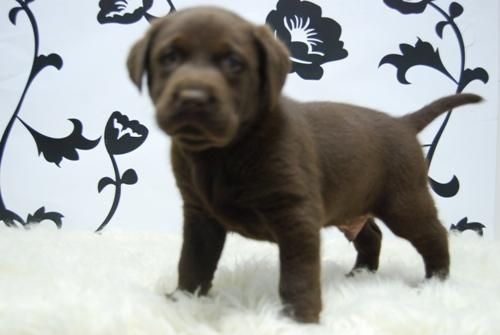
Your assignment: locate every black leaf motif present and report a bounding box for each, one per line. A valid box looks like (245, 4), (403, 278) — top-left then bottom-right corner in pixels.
(379, 38), (454, 84)
(429, 175), (459, 198)
(458, 67), (489, 92)
(32, 54), (63, 78)
(121, 169), (138, 185)
(449, 2), (463, 19)
(98, 177), (115, 193)
(8, 7), (22, 24)
(20, 118), (101, 167)
(266, 0), (348, 80)
(104, 112), (148, 155)
(383, 0), (434, 14)
(435, 20), (449, 38)
(26, 207), (64, 228)
(450, 217), (485, 236)
(0, 208), (25, 227)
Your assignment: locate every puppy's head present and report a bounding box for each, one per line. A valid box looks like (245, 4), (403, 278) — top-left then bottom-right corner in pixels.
(127, 6), (290, 151)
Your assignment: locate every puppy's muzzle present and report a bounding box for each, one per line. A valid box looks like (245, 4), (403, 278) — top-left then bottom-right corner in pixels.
(175, 87), (214, 114)
(156, 80), (237, 151)
(167, 86), (217, 138)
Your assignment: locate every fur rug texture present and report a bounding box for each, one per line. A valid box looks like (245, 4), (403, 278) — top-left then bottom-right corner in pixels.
(1, 225), (499, 335)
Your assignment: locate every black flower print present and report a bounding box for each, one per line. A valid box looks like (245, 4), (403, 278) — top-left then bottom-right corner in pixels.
(96, 112), (148, 232)
(383, 0), (434, 14)
(98, 0), (153, 24)
(104, 112), (148, 155)
(97, 0), (176, 24)
(266, 0), (348, 80)
(96, 0), (155, 231)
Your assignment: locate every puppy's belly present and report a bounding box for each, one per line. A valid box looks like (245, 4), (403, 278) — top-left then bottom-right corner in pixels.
(212, 205), (276, 242)
(227, 223), (275, 242)
(335, 215), (371, 241)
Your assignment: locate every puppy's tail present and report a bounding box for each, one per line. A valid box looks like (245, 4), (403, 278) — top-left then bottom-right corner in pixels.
(400, 93), (483, 133)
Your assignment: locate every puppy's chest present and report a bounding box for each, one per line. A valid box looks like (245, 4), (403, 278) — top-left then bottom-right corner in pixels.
(191, 162), (275, 240)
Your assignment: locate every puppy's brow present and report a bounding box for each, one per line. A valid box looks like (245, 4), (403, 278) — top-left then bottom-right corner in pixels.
(213, 41), (246, 59)
(157, 35), (191, 54)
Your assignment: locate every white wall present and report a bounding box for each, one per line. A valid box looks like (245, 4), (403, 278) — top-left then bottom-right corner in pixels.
(496, 0), (500, 237)
(0, 0), (498, 237)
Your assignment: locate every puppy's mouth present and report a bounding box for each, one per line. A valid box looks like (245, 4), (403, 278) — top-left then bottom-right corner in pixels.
(177, 136), (211, 149)
(174, 125), (208, 143)
(174, 125), (205, 138)
(170, 124), (225, 150)
(156, 95), (239, 151)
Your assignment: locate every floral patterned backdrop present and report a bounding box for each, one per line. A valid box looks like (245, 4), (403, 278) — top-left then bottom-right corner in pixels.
(0, 0), (498, 237)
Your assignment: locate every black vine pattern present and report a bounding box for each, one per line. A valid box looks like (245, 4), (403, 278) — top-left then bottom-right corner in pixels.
(380, 0), (489, 197)
(97, 0), (176, 24)
(95, 112), (148, 232)
(1, 0), (100, 229)
(266, 0), (348, 80)
(380, 0), (489, 234)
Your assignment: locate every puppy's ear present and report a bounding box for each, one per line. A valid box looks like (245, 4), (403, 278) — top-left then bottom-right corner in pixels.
(127, 37), (150, 91)
(127, 21), (162, 91)
(253, 25), (291, 109)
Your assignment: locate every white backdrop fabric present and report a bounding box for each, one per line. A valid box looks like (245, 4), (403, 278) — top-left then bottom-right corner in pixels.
(0, 0), (498, 236)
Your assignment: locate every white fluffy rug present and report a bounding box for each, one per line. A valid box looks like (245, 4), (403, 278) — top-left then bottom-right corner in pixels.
(1, 226), (499, 335)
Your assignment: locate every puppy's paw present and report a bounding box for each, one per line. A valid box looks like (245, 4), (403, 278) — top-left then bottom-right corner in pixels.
(345, 269), (359, 278)
(165, 291), (179, 302)
(166, 288), (214, 302)
(166, 289), (193, 302)
(281, 304), (320, 324)
(346, 267), (376, 278)
(426, 268), (449, 281)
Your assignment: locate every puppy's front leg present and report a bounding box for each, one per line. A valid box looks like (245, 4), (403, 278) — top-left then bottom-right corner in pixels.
(277, 227), (322, 323)
(177, 207), (227, 296)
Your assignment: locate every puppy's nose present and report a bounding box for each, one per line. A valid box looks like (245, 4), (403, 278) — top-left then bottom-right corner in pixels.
(176, 88), (211, 109)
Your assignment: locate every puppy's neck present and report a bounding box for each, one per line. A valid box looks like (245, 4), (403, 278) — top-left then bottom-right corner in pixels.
(236, 103), (285, 145)
(179, 102), (286, 161)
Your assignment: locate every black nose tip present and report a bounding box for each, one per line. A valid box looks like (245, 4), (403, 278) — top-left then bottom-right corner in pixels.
(176, 88), (211, 110)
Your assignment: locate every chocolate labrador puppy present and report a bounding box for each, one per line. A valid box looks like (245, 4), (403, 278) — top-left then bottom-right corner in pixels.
(127, 6), (482, 323)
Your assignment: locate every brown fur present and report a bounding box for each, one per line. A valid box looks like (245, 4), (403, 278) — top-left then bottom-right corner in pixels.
(127, 6), (482, 323)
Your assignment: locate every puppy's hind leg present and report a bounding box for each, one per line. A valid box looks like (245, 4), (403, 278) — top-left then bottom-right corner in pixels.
(349, 218), (382, 275)
(378, 190), (450, 280)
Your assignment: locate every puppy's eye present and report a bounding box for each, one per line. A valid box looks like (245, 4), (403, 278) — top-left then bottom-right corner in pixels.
(160, 50), (181, 69)
(220, 53), (245, 74)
